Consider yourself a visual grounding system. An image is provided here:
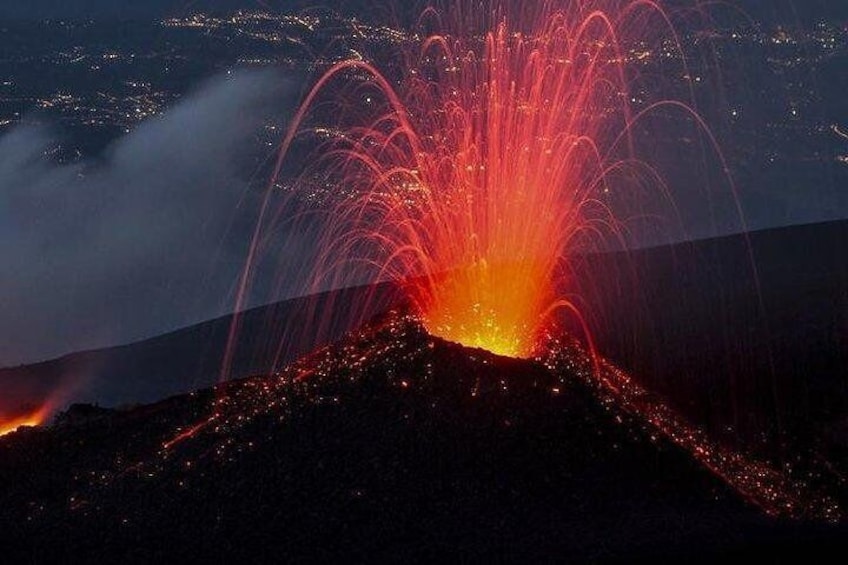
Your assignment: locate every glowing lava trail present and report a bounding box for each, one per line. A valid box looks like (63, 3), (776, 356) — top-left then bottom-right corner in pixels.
(243, 0), (699, 361)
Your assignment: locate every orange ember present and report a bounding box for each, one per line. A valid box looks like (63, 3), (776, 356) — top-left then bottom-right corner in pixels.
(268, 0), (684, 358)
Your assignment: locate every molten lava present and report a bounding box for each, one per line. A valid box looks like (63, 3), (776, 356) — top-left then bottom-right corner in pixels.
(261, 0), (692, 358)
(413, 261), (554, 358)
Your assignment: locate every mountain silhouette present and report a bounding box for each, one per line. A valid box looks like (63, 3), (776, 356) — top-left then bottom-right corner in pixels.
(1, 311), (844, 561)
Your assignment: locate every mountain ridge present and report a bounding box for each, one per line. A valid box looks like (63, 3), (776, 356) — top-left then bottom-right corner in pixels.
(1, 310), (843, 560)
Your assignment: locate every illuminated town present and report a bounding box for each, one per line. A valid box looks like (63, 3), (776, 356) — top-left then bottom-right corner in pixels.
(1, 11), (846, 171)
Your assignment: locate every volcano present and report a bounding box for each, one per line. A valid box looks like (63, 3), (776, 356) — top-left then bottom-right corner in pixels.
(0, 311), (844, 562)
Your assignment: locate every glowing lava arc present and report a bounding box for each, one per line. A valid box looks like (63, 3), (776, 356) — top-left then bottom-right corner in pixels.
(266, 0), (690, 358)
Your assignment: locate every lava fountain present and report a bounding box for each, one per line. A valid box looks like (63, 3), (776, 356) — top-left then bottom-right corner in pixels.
(240, 0), (700, 361)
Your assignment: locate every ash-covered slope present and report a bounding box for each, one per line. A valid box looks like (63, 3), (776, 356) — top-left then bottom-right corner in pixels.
(0, 312), (843, 562)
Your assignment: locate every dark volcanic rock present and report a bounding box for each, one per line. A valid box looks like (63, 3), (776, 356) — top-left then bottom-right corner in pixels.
(0, 313), (844, 562)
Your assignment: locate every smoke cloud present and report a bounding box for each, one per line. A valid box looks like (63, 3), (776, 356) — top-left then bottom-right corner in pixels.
(0, 70), (294, 365)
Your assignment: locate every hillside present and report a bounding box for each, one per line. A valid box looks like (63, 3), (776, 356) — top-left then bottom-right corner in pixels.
(1, 312), (843, 561)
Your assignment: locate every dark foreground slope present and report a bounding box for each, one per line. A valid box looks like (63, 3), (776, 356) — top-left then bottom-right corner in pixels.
(0, 313), (844, 562)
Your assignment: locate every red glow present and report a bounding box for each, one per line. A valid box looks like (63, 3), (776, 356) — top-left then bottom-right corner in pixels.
(265, 0), (692, 358)
(0, 375), (83, 438)
(0, 405), (51, 437)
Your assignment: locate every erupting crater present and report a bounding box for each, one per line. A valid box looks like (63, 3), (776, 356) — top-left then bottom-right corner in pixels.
(245, 0), (694, 361)
(412, 260), (554, 358)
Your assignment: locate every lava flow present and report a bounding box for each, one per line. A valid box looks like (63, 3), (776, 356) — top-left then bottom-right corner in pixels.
(255, 0), (693, 359)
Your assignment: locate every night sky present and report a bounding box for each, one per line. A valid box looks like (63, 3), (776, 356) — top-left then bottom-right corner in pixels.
(0, 0), (846, 21)
(1, 0), (847, 366)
